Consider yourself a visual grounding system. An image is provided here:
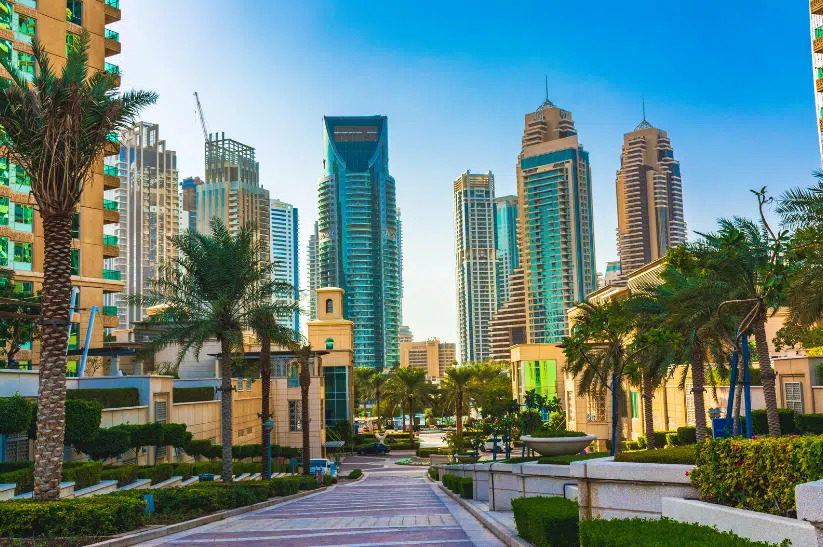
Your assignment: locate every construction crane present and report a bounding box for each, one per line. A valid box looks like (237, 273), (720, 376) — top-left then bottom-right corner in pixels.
(193, 92), (210, 142)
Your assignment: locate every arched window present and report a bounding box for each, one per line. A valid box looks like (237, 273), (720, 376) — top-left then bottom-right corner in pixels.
(325, 298), (333, 314)
(325, 338), (334, 350)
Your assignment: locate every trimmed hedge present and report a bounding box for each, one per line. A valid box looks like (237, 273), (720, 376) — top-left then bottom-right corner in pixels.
(428, 467), (439, 481)
(675, 426), (712, 445)
(637, 430), (677, 449)
(77, 425), (132, 461)
(537, 452), (610, 465)
(68, 388), (139, 409)
(691, 435), (823, 516)
(173, 386), (214, 404)
(530, 428), (589, 438)
(0, 394), (33, 435)
(751, 408), (796, 436)
(101, 464), (140, 487)
(346, 469), (363, 480)
(459, 477), (472, 499)
(795, 413), (823, 435)
(614, 445), (696, 465)
(0, 497), (146, 537)
(512, 496), (579, 547)
(417, 447), (450, 458)
(0, 462), (102, 495)
(579, 517), (783, 546)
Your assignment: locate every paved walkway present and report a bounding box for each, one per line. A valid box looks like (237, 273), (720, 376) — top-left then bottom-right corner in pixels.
(141, 471), (505, 547)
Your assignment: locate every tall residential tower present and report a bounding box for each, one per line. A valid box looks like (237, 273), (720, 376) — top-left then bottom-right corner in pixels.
(318, 116), (400, 370)
(494, 195), (519, 308)
(517, 97), (596, 344)
(270, 199), (299, 333)
(454, 171), (497, 363)
(811, 2), (823, 164)
(306, 221), (319, 320)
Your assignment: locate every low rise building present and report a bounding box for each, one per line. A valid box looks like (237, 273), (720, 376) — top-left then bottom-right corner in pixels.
(400, 338), (456, 381)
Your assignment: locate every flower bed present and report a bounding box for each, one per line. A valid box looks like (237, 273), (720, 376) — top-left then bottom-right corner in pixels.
(395, 458), (428, 466)
(579, 517), (784, 546)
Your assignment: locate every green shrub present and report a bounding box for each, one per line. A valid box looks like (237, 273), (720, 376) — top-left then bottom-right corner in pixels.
(622, 440), (640, 451)
(28, 399), (104, 446)
(0, 394), (33, 435)
(111, 483), (270, 519)
(795, 413), (823, 435)
(101, 464), (140, 487)
(501, 456), (541, 464)
(0, 497), (146, 537)
(637, 430), (678, 449)
(417, 447), (450, 457)
(185, 438), (212, 459)
(0, 461), (31, 474)
(751, 408), (796, 436)
(136, 463), (175, 485)
(67, 387), (139, 409)
(512, 496), (579, 547)
(77, 425), (132, 461)
(162, 423), (192, 449)
(0, 467), (33, 495)
(322, 473), (335, 487)
(537, 452), (611, 465)
(233, 444), (262, 459)
(613, 445), (696, 465)
(428, 467), (439, 481)
(459, 477), (472, 499)
(270, 477), (300, 496)
(579, 517), (784, 546)
(172, 386), (214, 404)
(676, 426), (696, 445)
(548, 411), (566, 430)
(665, 432), (680, 447)
(442, 473), (454, 490)
(205, 443), (223, 460)
(346, 469), (363, 480)
(691, 435), (823, 516)
(62, 461), (103, 489)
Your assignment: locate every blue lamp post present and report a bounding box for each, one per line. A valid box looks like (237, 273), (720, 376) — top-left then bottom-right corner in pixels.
(263, 419), (275, 479)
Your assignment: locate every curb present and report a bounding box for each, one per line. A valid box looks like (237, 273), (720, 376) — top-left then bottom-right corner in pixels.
(86, 487), (326, 547)
(433, 480), (532, 547)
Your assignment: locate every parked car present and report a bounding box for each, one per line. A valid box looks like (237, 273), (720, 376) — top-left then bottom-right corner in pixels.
(309, 458), (337, 477)
(358, 443), (391, 456)
(482, 437), (504, 453)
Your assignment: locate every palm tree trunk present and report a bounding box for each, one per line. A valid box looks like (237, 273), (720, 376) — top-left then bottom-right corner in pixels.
(219, 336), (234, 482)
(376, 389), (381, 430)
(456, 392), (463, 438)
(642, 374), (656, 450)
(299, 356), (311, 474)
(32, 215), (73, 500)
(259, 335), (271, 479)
(400, 403), (406, 433)
(408, 399), (415, 440)
(754, 315), (781, 436)
(690, 345), (708, 442)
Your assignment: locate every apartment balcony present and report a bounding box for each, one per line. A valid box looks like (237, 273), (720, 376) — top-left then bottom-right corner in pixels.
(104, 132), (119, 156)
(103, 269), (121, 281)
(103, 207), (119, 225)
(105, 0), (122, 24)
(820, 115), (823, 134)
(103, 164), (120, 189)
(104, 29), (121, 57)
(102, 235), (119, 257)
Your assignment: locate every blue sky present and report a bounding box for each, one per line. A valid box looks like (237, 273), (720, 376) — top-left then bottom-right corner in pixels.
(118, 1), (819, 345)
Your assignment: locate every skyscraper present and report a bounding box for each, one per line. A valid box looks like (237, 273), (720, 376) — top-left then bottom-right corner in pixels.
(318, 116), (400, 370)
(811, 2), (823, 164)
(615, 116), (686, 276)
(454, 171), (497, 363)
(306, 221), (319, 320)
(494, 195), (519, 307)
(180, 176), (203, 234)
(488, 268), (527, 361)
(517, 96), (596, 344)
(110, 122), (179, 329)
(199, 133), (270, 261)
(270, 199), (299, 333)
(397, 207), (404, 324)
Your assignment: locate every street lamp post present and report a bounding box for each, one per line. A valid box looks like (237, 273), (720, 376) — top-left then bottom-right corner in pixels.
(263, 419), (275, 480)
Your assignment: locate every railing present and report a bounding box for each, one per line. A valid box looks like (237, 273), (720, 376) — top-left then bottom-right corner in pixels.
(104, 63), (119, 76)
(103, 165), (118, 176)
(102, 269), (121, 281)
(105, 29), (120, 42)
(103, 235), (118, 246)
(106, 0), (120, 7)
(102, 305), (118, 316)
(103, 199), (118, 211)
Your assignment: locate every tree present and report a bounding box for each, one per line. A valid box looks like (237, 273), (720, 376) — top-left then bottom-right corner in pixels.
(0, 269), (40, 370)
(467, 361), (511, 426)
(77, 425), (131, 461)
(0, 394), (33, 435)
(368, 371), (388, 430)
(441, 366), (475, 439)
(294, 345), (314, 474)
(0, 33), (155, 499)
(353, 367), (375, 416)
(131, 219), (277, 481)
(385, 367), (432, 438)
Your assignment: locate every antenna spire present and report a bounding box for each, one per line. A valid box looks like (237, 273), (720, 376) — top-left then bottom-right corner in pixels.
(537, 75), (556, 111)
(545, 75), (549, 101)
(635, 96), (652, 130)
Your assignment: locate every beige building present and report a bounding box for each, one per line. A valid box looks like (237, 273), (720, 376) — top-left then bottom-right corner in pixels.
(0, 1), (124, 370)
(615, 119), (686, 277)
(489, 268), (526, 361)
(400, 338), (456, 380)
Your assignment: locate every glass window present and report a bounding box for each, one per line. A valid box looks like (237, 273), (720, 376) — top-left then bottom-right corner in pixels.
(15, 166), (30, 187)
(17, 15), (35, 37)
(17, 53), (34, 76)
(0, 197), (8, 226)
(71, 249), (79, 276)
(0, 2), (10, 31)
(13, 241), (31, 265)
(66, 0), (82, 25)
(0, 158), (7, 186)
(288, 400), (301, 431)
(325, 299), (333, 314)
(4, 433), (29, 462)
(68, 323), (79, 350)
(71, 213), (79, 239)
(586, 390), (607, 422)
(325, 338), (334, 350)
(14, 204), (32, 225)
(14, 281), (32, 296)
(0, 39), (11, 63)
(0, 237), (7, 266)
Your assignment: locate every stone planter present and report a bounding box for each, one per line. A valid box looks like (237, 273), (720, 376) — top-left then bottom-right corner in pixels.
(455, 454), (477, 463)
(521, 434), (597, 456)
(430, 454), (450, 465)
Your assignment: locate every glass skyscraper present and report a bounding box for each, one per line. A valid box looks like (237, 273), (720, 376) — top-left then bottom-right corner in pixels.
(317, 116), (400, 370)
(494, 195), (519, 308)
(270, 199), (299, 334)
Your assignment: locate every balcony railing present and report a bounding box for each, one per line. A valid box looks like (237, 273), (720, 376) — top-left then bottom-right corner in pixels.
(104, 165), (118, 177)
(103, 199), (118, 211)
(103, 235), (118, 246)
(106, 0), (120, 7)
(102, 305), (118, 316)
(818, 67), (823, 79)
(287, 377), (299, 388)
(104, 63), (119, 76)
(102, 269), (121, 281)
(105, 29), (120, 42)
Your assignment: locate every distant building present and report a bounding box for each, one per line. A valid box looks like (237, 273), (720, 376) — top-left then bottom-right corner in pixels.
(397, 207), (404, 324)
(604, 261), (622, 286)
(454, 170), (497, 363)
(495, 195), (519, 308)
(811, 3), (823, 165)
(306, 221), (319, 320)
(399, 325), (414, 344)
(489, 268), (527, 361)
(270, 200), (299, 333)
(400, 338), (457, 380)
(180, 176), (203, 234)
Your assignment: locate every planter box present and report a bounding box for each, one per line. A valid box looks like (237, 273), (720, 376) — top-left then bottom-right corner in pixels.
(430, 454), (450, 466)
(14, 481), (75, 500)
(521, 434), (597, 456)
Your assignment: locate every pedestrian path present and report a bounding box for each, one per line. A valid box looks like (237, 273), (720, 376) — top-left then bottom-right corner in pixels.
(140, 473), (505, 546)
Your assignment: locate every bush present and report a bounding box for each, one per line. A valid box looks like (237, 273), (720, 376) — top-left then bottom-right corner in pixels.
(613, 445), (696, 465)
(162, 423), (192, 449)
(530, 428), (588, 438)
(270, 477), (300, 496)
(27, 399), (104, 446)
(205, 443), (224, 460)
(622, 440), (640, 451)
(111, 483), (271, 519)
(322, 473), (335, 487)
(346, 469), (363, 480)
(417, 447), (450, 458)
(0, 394), (33, 435)
(512, 496), (579, 547)
(172, 386), (214, 403)
(637, 430), (677, 449)
(233, 444), (262, 460)
(751, 408), (796, 436)
(795, 413), (823, 435)
(537, 452), (611, 465)
(459, 477), (472, 499)
(62, 461), (103, 489)
(665, 432), (680, 447)
(185, 438), (213, 459)
(677, 426), (696, 445)
(0, 497), (146, 537)
(77, 425), (132, 461)
(0, 467), (33, 495)
(101, 464), (140, 487)
(579, 517), (783, 546)
(136, 463), (175, 485)
(442, 473), (455, 491)
(428, 468), (439, 481)
(67, 387), (139, 409)
(548, 411), (566, 430)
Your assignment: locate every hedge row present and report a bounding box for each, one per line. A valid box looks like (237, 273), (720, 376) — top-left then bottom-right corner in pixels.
(101, 460), (292, 486)
(428, 467), (439, 481)
(614, 445), (696, 465)
(67, 388), (140, 409)
(416, 447), (450, 458)
(231, 443), (300, 460)
(0, 496), (146, 538)
(512, 496), (579, 547)
(536, 452), (611, 465)
(579, 517), (783, 546)
(751, 408), (797, 435)
(0, 462), (102, 495)
(442, 474), (472, 499)
(173, 386), (215, 404)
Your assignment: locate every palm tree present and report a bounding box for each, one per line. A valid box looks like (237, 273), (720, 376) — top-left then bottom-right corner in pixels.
(368, 370), (388, 430)
(132, 220), (276, 481)
(293, 344), (314, 474)
(441, 366), (475, 438)
(0, 33), (156, 499)
(466, 361), (509, 426)
(386, 367), (432, 437)
(353, 367), (375, 417)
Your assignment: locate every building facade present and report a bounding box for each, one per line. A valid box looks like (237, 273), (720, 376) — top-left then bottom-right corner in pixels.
(488, 268), (527, 361)
(494, 195), (519, 308)
(180, 176), (202, 234)
(198, 133), (270, 261)
(454, 171), (497, 363)
(397, 207), (404, 324)
(399, 338), (456, 381)
(270, 199), (299, 333)
(811, 2), (823, 165)
(306, 221), (319, 322)
(517, 97), (596, 344)
(604, 261), (622, 286)
(399, 325), (413, 344)
(318, 116), (400, 370)
(109, 122), (179, 329)
(615, 120), (686, 277)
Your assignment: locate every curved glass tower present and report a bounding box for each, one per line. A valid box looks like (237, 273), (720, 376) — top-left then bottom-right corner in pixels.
(318, 116), (400, 370)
